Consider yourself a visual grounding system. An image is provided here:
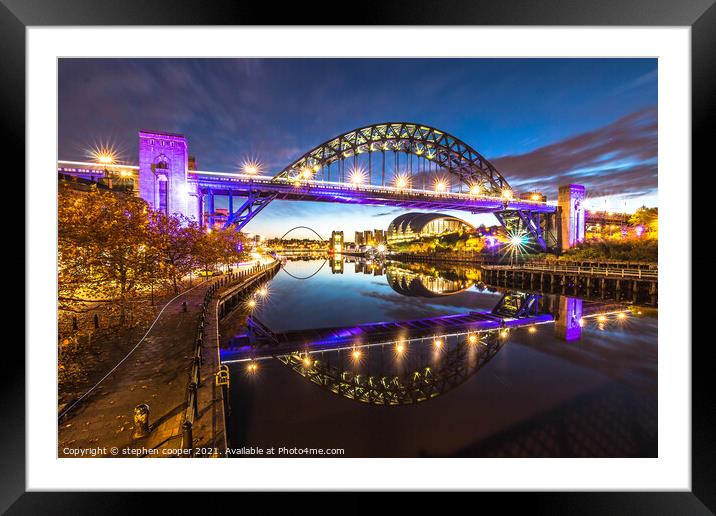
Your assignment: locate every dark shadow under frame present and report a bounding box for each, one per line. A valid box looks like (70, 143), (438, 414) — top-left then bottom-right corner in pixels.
(3, 0), (709, 512)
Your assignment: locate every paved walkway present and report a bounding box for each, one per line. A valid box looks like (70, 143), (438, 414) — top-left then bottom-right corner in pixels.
(189, 261), (280, 456)
(58, 261), (278, 458)
(58, 282), (211, 457)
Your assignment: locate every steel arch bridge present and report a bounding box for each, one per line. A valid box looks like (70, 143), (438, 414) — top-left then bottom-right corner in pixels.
(274, 122), (510, 195)
(278, 226), (326, 241)
(59, 125), (574, 253)
(276, 330), (505, 406)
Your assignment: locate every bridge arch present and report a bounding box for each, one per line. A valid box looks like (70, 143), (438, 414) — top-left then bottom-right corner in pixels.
(277, 330), (506, 406)
(278, 226), (326, 241)
(273, 122), (511, 195)
(280, 259), (328, 281)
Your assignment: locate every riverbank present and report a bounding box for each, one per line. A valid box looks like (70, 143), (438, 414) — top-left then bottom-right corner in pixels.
(58, 261), (278, 458)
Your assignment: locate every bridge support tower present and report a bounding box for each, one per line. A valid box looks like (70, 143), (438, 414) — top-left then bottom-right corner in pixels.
(138, 131), (200, 221)
(558, 184), (585, 250)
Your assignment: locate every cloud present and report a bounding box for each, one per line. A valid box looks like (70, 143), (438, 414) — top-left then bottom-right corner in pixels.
(491, 107), (657, 201)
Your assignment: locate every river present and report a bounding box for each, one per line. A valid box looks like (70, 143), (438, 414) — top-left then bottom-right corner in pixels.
(222, 257), (657, 458)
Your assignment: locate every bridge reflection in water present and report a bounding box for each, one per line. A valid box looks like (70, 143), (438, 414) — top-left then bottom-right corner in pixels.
(222, 257), (654, 457)
(221, 259), (629, 406)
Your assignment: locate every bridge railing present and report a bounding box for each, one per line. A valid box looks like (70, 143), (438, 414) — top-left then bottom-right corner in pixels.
(189, 173), (552, 207)
(528, 259), (657, 270)
(483, 264), (658, 280)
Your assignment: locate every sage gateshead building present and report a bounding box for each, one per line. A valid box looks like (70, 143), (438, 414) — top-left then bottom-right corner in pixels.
(386, 212), (475, 245)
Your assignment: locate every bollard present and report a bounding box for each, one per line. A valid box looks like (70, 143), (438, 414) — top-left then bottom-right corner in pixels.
(132, 404), (150, 438)
(93, 314), (99, 329)
(182, 301), (187, 312)
(182, 420), (194, 456)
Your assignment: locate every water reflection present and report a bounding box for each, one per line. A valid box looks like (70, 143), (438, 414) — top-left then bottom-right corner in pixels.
(225, 257), (656, 457)
(276, 330), (506, 405)
(386, 263), (474, 297)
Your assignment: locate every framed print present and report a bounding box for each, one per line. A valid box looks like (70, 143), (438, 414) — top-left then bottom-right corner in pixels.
(6, 0), (710, 511)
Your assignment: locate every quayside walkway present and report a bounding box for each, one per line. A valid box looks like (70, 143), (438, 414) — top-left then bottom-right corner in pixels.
(58, 262), (276, 458)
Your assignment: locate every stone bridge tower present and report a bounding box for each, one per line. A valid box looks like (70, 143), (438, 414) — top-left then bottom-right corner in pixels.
(138, 130), (200, 221)
(558, 184), (586, 250)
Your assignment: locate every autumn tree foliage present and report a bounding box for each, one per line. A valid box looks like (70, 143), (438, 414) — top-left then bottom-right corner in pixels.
(148, 212), (202, 293)
(58, 187), (155, 323)
(629, 206), (658, 238)
(192, 226), (248, 275)
(58, 185), (250, 330)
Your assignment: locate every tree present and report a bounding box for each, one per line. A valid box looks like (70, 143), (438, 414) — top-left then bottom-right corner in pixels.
(192, 226), (250, 275)
(58, 186), (155, 323)
(629, 206), (658, 238)
(148, 212), (201, 293)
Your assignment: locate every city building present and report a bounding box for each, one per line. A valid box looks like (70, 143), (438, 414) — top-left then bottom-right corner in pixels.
(363, 230), (375, 247)
(386, 212), (475, 245)
(354, 231), (364, 246)
(330, 231), (344, 253)
(374, 229), (386, 244)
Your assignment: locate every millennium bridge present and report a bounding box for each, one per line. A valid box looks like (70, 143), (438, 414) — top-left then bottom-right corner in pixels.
(58, 122), (587, 252)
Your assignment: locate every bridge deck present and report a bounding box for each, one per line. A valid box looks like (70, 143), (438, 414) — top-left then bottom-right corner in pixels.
(221, 310), (554, 363)
(189, 173), (556, 214)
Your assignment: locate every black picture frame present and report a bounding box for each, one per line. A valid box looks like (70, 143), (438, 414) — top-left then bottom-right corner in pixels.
(5, 0), (707, 512)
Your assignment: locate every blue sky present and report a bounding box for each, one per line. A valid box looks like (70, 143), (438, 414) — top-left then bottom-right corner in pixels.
(59, 58), (657, 239)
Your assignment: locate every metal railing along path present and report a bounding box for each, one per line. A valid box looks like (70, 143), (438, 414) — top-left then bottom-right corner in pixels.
(181, 261), (278, 457)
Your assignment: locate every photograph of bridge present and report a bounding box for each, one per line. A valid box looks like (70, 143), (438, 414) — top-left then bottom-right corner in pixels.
(57, 58), (658, 459)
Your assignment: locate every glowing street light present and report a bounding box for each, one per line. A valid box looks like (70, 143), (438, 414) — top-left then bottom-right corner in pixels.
(597, 315), (607, 323)
(502, 189), (513, 200)
(469, 184), (481, 196)
(352, 349), (362, 360)
(246, 362), (258, 373)
(528, 326), (537, 334)
(89, 144), (118, 165)
(395, 342), (406, 355)
(302, 355), (312, 367)
(241, 158), (262, 175)
(348, 168), (367, 185)
(433, 338), (443, 349)
(617, 312), (627, 320)
(394, 174), (410, 189)
(433, 178), (448, 192)
(302, 168), (313, 180)
(468, 334), (478, 344)
(247, 299), (257, 309)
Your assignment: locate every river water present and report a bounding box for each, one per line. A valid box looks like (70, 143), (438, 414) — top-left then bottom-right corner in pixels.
(223, 257), (657, 458)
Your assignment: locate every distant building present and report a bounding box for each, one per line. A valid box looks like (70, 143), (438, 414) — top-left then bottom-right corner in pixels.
(354, 231), (364, 246)
(363, 230), (375, 247)
(387, 212), (474, 245)
(374, 229), (386, 244)
(330, 231), (344, 253)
